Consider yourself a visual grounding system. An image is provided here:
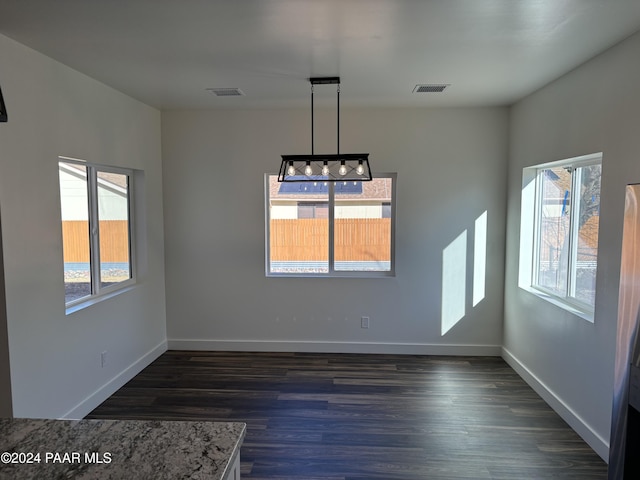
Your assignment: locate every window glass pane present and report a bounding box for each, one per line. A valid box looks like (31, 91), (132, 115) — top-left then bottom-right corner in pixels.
(268, 175), (329, 273)
(297, 202), (328, 219)
(297, 203), (314, 219)
(59, 162), (92, 303)
(334, 178), (392, 272)
(573, 164), (601, 306)
(382, 203), (391, 219)
(97, 171), (131, 287)
(536, 167), (571, 295)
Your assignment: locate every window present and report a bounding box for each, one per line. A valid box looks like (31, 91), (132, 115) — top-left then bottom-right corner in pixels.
(59, 159), (134, 307)
(297, 202), (328, 219)
(266, 174), (396, 276)
(521, 153), (601, 315)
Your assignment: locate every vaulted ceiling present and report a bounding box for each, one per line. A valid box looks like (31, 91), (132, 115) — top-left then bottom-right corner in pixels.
(2, 0), (640, 109)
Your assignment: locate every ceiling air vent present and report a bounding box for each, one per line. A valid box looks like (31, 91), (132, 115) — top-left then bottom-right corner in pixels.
(206, 87), (245, 97)
(413, 84), (449, 93)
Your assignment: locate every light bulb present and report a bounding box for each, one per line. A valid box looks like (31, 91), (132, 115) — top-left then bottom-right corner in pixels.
(321, 163), (330, 176)
(304, 163), (313, 176)
(356, 162), (364, 175)
(339, 163), (347, 176)
(287, 162), (295, 176)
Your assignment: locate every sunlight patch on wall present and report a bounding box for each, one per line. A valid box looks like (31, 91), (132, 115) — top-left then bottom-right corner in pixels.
(473, 211), (487, 307)
(441, 211), (488, 336)
(441, 231), (467, 335)
(518, 170), (537, 288)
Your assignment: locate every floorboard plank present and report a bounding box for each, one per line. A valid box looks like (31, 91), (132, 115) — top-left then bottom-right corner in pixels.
(87, 351), (608, 479)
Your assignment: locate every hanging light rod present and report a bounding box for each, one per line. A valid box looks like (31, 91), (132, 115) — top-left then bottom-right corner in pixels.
(278, 77), (371, 182)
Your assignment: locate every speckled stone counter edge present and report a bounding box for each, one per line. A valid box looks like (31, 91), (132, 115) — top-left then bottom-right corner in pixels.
(0, 418), (246, 480)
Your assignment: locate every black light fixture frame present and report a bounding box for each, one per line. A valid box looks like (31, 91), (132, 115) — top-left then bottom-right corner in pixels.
(278, 77), (371, 182)
(0, 85), (7, 122)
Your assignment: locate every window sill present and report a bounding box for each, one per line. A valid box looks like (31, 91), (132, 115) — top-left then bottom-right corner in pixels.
(65, 283), (137, 315)
(519, 285), (594, 323)
(266, 271), (395, 279)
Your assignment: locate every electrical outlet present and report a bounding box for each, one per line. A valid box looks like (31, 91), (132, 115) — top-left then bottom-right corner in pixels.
(361, 316), (370, 329)
(101, 351), (108, 368)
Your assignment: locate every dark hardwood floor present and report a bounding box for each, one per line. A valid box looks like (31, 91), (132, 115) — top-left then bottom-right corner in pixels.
(87, 351), (608, 479)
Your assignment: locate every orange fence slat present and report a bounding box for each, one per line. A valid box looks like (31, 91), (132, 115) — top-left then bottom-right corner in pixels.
(62, 220), (129, 263)
(270, 218), (390, 262)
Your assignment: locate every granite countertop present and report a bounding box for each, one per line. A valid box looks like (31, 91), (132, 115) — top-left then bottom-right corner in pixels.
(0, 418), (246, 479)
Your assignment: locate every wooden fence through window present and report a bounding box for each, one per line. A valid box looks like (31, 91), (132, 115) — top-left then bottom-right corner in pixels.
(270, 218), (391, 262)
(61, 220), (129, 262)
(64, 219), (389, 264)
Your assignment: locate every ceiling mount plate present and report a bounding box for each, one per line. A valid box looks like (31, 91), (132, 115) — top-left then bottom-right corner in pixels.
(310, 77), (340, 85)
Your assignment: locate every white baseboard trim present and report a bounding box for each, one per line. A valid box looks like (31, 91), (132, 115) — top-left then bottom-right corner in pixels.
(167, 339), (502, 356)
(501, 347), (609, 462)
(61, 340), (167, 420)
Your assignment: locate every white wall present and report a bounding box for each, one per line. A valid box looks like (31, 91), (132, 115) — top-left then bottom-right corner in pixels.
(271, 203), (383, 219)
(335, 204), (383, 219)
(0, 34), (167, 418)
(504, 30), (640, 460)
(0, 211), (11, 417)
(162, 107), (508, 354)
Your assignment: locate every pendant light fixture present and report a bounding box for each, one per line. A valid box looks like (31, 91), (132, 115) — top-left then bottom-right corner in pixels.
(278, 77), (371, 182)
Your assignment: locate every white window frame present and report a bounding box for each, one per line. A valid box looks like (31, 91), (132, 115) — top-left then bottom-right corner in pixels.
(519, 152), (601, 321)
(59, 157), (136, 312)
(265, 173), (396, 278)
